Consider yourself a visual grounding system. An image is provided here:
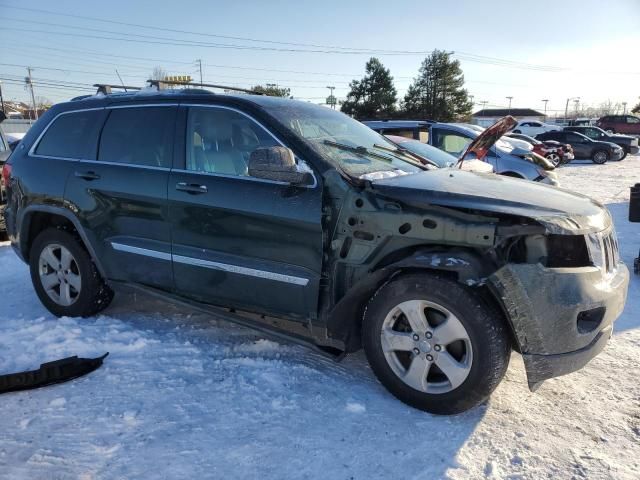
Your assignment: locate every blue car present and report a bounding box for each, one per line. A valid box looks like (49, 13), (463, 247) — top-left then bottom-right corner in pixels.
(363, 120), (558, 185)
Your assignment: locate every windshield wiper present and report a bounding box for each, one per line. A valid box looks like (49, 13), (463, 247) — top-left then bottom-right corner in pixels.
(372, 143), (437, 168)
(322, 140), (392, 163)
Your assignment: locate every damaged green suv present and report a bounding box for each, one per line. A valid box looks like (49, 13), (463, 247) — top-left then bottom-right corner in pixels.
(3, 89), (629, 414)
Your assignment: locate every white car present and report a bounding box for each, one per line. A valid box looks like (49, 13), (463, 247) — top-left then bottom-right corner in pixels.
(512, 120), (561, 137)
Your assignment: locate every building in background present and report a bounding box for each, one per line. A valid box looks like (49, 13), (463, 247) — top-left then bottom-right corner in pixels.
(472, 108), (545, 127)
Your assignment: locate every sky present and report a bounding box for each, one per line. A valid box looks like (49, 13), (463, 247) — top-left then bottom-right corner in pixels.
(0, 0), (639, 116)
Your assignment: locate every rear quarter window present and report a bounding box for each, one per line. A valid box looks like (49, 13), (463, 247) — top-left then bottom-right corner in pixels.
(34, 109), (105, 159)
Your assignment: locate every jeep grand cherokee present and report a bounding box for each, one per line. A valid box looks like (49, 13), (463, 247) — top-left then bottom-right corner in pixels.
(2, 88), (629, 414)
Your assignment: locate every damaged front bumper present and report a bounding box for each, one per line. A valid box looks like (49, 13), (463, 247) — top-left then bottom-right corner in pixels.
(489, 261), (629, 390)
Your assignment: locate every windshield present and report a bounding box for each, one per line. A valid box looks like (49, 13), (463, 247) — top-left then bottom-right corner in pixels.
(265, 102), (423, 178)
(385, 135), (456, 167)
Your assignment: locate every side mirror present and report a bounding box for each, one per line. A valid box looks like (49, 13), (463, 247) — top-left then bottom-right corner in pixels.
(248, 146), (314, 186)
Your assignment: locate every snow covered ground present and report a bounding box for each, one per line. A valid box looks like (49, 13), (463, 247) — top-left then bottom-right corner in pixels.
(1, 156), (639, 480)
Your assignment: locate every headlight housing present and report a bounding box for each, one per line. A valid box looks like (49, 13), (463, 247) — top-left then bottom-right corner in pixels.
(586, 228), (620, 273)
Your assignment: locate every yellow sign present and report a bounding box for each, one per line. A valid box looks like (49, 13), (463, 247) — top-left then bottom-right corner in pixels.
(164, 75), (192, 83)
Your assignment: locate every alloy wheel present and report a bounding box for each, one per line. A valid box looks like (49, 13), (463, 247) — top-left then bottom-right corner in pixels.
(380, 300), (473, 394)
(38, 244), (82, 306)
(546, 153), (561, 167)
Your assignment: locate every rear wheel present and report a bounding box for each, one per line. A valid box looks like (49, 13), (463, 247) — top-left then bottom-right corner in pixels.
(592, 149), (609, 164)
(362, 274), (511, 414)
(30, 229), (114, 317)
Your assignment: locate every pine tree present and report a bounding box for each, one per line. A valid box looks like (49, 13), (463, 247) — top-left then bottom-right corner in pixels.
(341, 58), (397, 119)
(401, 50), (473, 122)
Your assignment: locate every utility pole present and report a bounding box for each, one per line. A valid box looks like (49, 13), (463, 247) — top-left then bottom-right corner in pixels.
(505, 96), (513, 114)
(26, 67), (38, 120)
(0, 81), (4, 113)
(541, 99), (549, 120)
(197, 59), (203, 86)
(564, 97), (579, 121)
(573, 99), (580, 116)
(622, 102), (627, 114)
(326, 86), (336, 109)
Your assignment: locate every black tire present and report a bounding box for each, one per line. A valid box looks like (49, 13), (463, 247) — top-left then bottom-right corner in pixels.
(362, 273), (511, 415)
(29, 228), (114, 317)
(591, 149), (609, 164)
(619, 150), (627, 161)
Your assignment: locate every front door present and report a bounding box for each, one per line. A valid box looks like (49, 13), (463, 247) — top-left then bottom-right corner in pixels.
(64, 105), (176, 290)
(168, 105), (323, 320)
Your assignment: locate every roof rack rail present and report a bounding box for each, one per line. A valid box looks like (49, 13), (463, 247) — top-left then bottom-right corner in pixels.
(146, 79), (264, 96)
(93, 84), (142, 95)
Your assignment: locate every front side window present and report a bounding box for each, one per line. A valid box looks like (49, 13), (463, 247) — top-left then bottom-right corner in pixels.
(566, 133), (586, 143)
(583, 128), (601, 139)
(627, 116), (640, 124)
(186, 107), (279, 176)
(35, 109), (104, 159)
(257, 102), (423, 178)
(432, 129), (472, 156)
(99, 107), (174, 168)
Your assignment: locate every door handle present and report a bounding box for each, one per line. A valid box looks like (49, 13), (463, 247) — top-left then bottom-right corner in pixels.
(176, 182), (208, 194)
(74, 171), (101, 181)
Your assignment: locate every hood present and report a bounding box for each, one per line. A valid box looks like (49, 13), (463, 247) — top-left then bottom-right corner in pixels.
(459, 116), (517, 162)
(371, 169), (610, 234)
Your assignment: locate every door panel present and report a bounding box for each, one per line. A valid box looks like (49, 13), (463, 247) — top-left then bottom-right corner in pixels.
(64, 106), (176, 290)
(169, 105), (323, 320)
(169, 172), (322, 319)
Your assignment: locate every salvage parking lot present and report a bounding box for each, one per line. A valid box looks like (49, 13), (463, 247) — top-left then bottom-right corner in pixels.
(0, 155), (639, 480)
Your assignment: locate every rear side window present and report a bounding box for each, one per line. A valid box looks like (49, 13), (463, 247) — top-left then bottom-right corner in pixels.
(35, 110), (104, 159)
(99, 107), (175, 168)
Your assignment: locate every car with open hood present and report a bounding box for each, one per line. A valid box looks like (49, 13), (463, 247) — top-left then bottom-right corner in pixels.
(364, 119), (558, 185)
(3, 86), (628, 414)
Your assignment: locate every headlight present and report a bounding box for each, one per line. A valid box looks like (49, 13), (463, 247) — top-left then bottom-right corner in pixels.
(587, 228), (620, 273)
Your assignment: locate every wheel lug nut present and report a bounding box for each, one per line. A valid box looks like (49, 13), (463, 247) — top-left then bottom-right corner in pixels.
(412, 334), (419, 341)
(426, 332), (433, 339)
(434, 345), (441, 352)
(413, 348), (420, 355)
(426, 354), (433, 361)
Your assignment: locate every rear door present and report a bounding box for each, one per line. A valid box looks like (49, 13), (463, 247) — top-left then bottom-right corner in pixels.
(64, 105), (176, 290)
(168, 105), (323, 320)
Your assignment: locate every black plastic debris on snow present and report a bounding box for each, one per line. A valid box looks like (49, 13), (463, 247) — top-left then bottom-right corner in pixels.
(0, 353), (109, 394)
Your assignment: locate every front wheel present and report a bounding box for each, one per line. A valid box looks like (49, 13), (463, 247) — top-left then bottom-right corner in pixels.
(30, 229), (114, 317)
(592, 149), (609, 164)
(362, 274), (511, 414)
(545, 152), (561, 167)
(619, 150), (627, 161)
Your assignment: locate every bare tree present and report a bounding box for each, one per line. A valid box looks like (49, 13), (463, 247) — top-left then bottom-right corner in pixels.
(151, 66), (168, 81)
(34, 96), (52, 109)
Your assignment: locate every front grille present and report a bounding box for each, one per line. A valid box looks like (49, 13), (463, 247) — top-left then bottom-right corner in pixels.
(601, 229), (619, 273)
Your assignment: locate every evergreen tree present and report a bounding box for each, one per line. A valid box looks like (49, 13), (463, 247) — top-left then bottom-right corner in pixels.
(401, 50), (473, 122)
(251, 84), (291, 97)
(632, 102), (640, 114)
(341, 58), (397, 119)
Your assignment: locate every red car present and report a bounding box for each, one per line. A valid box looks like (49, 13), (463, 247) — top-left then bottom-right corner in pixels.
(597, 115), (640, 135)
(505, 133), (574, 166)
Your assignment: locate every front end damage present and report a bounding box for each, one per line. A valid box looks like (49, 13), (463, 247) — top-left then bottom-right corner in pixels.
(325, 170), (629, 391)
(488, 209), (629, 390)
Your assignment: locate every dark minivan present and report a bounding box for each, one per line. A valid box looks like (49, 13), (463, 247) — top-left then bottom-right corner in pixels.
(3, 88), (628, 414)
